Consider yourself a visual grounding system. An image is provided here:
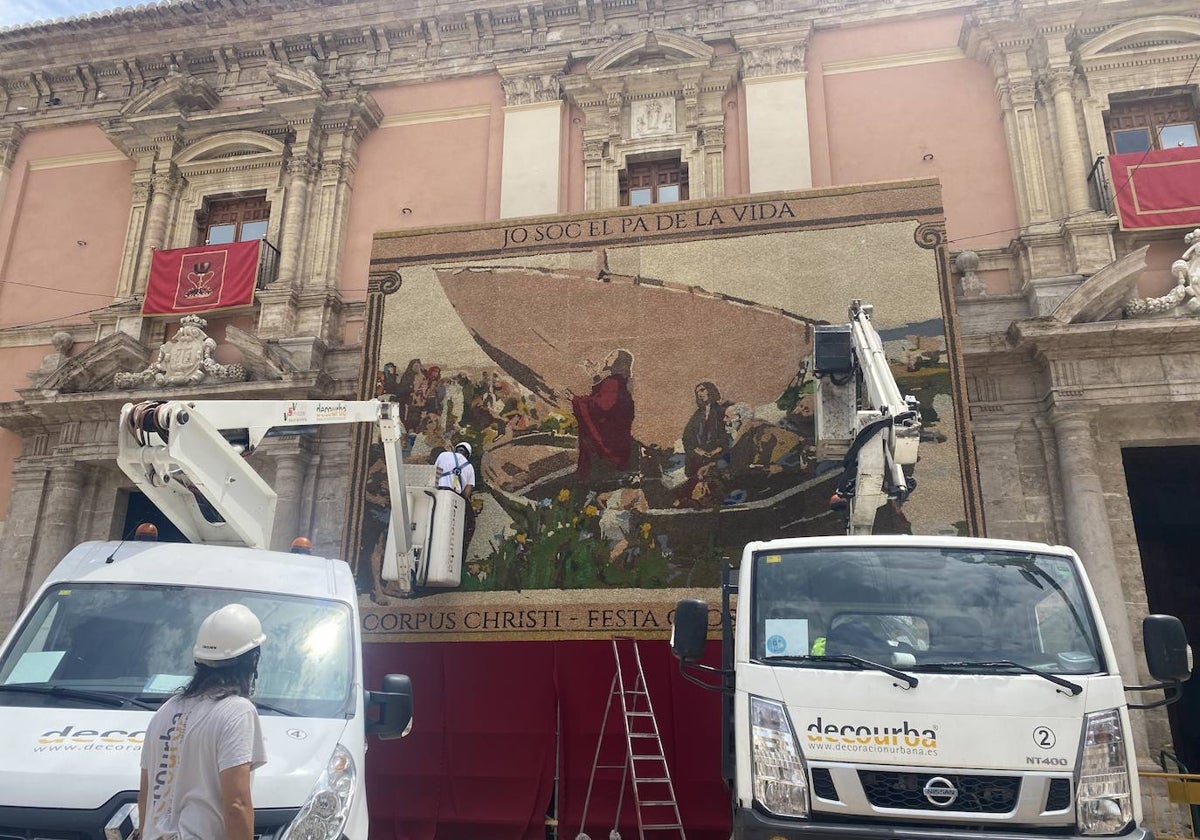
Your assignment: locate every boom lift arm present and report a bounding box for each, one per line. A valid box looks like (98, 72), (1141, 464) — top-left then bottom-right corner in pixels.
(116, 399), (459, 592)
(812, 300), (922, 534)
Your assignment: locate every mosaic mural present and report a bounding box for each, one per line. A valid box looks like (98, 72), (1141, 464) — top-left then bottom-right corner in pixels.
(354, 188), (974, 609)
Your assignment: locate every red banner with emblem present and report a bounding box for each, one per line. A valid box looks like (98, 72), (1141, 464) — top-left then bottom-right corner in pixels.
(1109, 146), (1200, 231)
(143, 239), (261, 315)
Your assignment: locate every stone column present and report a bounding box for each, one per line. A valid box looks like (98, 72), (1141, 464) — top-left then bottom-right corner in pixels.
(270, 448), (308, 553)
(497, 64), (565, 219)
(1047, 68), (1091, 216)
(1050, 410), (1151, 760)
(276, 155), (314, 288)
(26, 463), (86, 605)
(138, 167), (180, 281)
(0, 465), (49, 631)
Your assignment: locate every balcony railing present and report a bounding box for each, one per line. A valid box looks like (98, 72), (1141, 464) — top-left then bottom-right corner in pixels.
(257, 238), (280, 289)
(1087, 154), (1113, 217)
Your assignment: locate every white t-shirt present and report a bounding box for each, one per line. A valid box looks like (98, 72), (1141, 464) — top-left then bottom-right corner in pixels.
(434, 450), (475, 493)
(140, 694), (267, 840)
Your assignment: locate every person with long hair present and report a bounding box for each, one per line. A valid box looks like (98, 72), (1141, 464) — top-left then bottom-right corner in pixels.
(137, 604), (268, 840)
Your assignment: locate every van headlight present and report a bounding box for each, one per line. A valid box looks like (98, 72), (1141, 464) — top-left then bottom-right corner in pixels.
(1076, 709), (1133, 835)
(282, 744), (356, 840)
(750, 696), (809, 818)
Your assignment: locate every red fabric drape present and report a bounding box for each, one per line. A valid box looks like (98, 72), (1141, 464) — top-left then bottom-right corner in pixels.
(1109, 146), (1200, 231)
(363, 639), (728, 840)
(143, 239), (260, 315)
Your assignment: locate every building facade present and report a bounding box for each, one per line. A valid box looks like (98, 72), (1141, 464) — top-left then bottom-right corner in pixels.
(2, 0), (1200, 835)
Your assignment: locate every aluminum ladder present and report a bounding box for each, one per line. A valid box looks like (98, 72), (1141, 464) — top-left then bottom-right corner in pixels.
(575, 636), (686, 840)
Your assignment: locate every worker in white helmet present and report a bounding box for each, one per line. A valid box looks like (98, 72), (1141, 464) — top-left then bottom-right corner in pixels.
(137, 604), (268, 840)
(435, 441), (477, 556)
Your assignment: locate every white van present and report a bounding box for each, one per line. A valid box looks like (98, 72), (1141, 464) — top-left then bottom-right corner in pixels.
(0, 539), (412, 840)
(671, 535), (1192, 840)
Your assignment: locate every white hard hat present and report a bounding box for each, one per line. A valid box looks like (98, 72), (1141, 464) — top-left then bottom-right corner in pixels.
(194, 604), (266, 665)
(454, 441), (472, 457)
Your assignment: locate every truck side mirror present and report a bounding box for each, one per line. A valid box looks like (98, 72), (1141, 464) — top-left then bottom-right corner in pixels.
(1144, 615), (1192, 682)
(366, 673), (413, 740)
(671, 599), (709, 662)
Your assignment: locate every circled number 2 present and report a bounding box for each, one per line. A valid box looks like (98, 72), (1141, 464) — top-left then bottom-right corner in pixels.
(1033, 726), (1056, 749)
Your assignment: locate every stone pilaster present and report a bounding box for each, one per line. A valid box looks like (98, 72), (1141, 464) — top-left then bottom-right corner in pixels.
(999, 77), (1053, 226)
(738, 31), (811, 192)
(497, 59), (566, 219)
(0, 124), (25, 218)
(1050, 410), (1150, 761)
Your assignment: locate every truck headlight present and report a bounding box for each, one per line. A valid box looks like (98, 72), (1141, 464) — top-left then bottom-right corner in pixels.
(282, 744), (357, 840)
(750, 696), (809, 818)
(1076, 709), (1132, 836)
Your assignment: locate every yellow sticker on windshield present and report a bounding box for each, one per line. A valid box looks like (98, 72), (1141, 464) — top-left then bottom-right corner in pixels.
(764, 555), (782, 563)
(57, 589), (71, 595)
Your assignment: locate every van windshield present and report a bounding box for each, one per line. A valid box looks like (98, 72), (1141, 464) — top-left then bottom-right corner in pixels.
(0, 583), (354, 718)
(752, 546), (1103, 675)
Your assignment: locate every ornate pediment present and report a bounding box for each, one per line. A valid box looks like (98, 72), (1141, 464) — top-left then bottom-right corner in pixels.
(1078, 16), (1200, 61)
(222, 325), (301, 380)
(30, 331), (149, 395)
(588, 31), (714, 73)
(1051, 246), (1149, 324)
(263, 59), (328, 96)
(120, 66), (220, 116)
(175, 130), (285, 165)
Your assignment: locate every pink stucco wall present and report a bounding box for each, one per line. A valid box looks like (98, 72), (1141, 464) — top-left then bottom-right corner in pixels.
(341, 77), (505, 301)
(0, 124), (133, 327)
(807, 14), (1018, 253)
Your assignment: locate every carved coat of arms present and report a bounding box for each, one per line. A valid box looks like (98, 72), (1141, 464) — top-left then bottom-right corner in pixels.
(114, 315), (246, 389)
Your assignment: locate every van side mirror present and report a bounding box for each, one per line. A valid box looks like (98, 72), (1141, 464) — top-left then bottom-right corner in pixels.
(1144, 615), (1192, 682)
(671, 599), (709, 662)
(366, 673), (413, 740)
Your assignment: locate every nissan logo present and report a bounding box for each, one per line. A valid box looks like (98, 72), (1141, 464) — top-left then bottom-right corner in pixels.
(923, 776), (959, 808)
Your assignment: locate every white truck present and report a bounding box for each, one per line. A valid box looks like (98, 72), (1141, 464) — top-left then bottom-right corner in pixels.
(0, 398), (465, 840)
(670, 303), (1192, 840)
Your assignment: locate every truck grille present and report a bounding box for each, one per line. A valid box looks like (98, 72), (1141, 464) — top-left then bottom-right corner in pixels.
(859, 770), (1021, 813)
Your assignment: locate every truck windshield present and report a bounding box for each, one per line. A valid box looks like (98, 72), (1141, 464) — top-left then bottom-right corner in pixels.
(752, 546), (1103, 675)
(0, 583), (354, 718)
